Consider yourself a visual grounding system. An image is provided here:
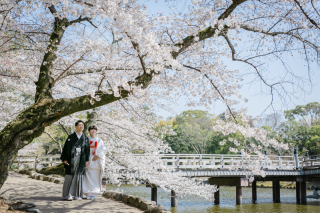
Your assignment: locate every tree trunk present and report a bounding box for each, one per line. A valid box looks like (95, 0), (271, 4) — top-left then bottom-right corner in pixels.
(0, 123), (44, 189)
(0, 92), (123, 189)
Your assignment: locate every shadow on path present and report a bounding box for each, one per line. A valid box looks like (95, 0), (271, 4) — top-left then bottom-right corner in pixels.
(0, 172), (143, 213)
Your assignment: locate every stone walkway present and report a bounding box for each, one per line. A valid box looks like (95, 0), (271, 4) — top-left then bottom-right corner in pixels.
(0, 172), (143, 213)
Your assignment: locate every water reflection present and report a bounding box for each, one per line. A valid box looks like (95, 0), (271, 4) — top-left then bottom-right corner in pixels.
(105, 185), (320, 213)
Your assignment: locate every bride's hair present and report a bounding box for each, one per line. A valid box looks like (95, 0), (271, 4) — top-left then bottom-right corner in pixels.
(88, 125), (98, 131)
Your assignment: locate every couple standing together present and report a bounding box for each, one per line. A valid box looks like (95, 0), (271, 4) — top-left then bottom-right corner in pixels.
(60, 120), (107, 200)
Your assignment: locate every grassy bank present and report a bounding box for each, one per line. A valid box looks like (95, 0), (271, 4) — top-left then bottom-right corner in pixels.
(37, 163), (65, 176)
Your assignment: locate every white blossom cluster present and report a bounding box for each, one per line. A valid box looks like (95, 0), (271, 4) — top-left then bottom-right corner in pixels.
(90, 105), (217, 200)
(213, 109), (290, 181)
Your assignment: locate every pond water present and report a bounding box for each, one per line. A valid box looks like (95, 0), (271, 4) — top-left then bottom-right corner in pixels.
(105, 184), (320, 213)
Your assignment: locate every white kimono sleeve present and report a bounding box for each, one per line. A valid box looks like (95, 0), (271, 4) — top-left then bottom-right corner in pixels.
(96, 138), (106, 172)
(95, 138), (107, 159)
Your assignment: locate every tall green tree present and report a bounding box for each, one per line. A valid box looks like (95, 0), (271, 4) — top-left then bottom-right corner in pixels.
(284, 102), (320, 127)
(277, 120), (320, 155)
(178, 116), (213, 154)
(161, 110), (235, 154)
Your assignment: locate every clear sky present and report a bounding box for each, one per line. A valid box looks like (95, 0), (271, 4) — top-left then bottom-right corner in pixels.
(142, 0), (320, 119)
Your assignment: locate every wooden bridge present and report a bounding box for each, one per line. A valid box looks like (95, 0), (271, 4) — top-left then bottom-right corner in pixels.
(14, 151), (320, 206)
(133, 152), (320, 206)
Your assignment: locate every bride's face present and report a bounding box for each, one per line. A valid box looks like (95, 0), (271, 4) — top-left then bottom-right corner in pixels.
(89, 129), (97, 138)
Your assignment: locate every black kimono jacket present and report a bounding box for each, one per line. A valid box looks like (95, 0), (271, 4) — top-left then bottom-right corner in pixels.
(60, 132), (90, 175)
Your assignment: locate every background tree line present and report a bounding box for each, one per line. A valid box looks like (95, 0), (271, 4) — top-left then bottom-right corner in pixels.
(157, 102), (320, 156)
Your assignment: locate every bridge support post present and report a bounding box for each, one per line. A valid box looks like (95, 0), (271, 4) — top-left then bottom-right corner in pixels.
(151, 187), (157, 204)
(252, 181), (257, 203)
(236, 186), (242, 205)
(171, 190), (177, 207)
(272, 181), (275, 202)
(301, 181), (307, 204)
(294, 148), (299, 169)
(296, 181), (301, 203)
(273, 181), (280, 203)
(214, 185), (219, 205)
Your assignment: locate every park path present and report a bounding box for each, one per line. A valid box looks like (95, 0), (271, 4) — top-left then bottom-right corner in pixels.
(0, 172), (143, 213)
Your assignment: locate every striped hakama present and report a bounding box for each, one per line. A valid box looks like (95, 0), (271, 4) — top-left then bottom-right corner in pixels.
(62, 153), (83, 198)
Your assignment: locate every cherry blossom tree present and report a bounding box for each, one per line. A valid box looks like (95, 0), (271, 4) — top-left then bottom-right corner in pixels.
(1, 0), (320, 199)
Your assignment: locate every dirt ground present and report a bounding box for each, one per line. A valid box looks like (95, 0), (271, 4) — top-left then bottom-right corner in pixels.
(0, 172), (143, 213)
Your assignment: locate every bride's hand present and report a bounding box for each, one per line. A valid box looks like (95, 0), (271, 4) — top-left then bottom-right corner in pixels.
(92, 155), (99, 161)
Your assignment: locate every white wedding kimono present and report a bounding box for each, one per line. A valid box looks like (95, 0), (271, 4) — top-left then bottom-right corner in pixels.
(83, 136), (106, 198)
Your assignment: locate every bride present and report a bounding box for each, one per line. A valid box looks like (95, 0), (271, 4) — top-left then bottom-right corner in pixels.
(83, 125), (107, 200)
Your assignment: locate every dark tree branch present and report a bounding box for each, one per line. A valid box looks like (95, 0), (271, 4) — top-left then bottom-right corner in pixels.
(35, 5), (69, 101)
(172, 0), (247, 58)
(43, 131), (62, 153)
(293, 0), (320, 30)
(97, 120), (147, 138)
(221, 34), (271, 87)
(69, 16), (97, 28)
(311, 0), (320, 18)
(218, 0), (247, 20)
(64, 67), (142, 77)
(59, 122), (70, 135)
(240, 25), (320, 55)
(84, 109), (98, 134)
(0, 74), (21, 78)
(97, 74), (106, 91)
(35, 7), (97, 102)
(52, 52), (88, 86)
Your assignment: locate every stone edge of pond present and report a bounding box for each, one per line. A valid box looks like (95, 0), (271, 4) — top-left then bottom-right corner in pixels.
(17, 170), (64, 184)
(103, 190), (171, 213)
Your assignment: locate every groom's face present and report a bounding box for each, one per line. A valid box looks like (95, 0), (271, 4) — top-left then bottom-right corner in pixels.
(75, 122), (84, 133)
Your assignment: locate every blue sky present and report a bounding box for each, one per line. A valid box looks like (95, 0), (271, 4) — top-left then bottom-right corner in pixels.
(141, 0), (320, 119)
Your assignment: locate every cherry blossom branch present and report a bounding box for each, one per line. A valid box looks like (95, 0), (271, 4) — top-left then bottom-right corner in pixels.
(97, 119), (150, 139)
(128, 38), (152, 89)
(0, 5), (13, 31)
(182, 64), (237, 122)
(52, 52), (88, 86)
(35, 6), (97, 101)
(221, 34), (271, 87)
(97, 74), (106, 91)
(311, 0), (320, 18)
(240, 25), (320, 55)
(172, 0), (247, 58)
(0, 74), (21, 78)
(43, 131), (62, 153)
(64, 67), (142, 77)
(293, 0), (320, 30)
(218, 0), (247, 20)
(122, 100), (151, 123)
(58, 122), (69, 135)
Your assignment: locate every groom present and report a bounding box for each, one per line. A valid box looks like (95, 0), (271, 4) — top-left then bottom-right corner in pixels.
(60, 120), (90, 200)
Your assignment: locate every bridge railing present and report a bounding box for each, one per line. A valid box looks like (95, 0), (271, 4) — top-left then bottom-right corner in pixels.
(12, 155), (61, 170)
(160, 154), (299, 170)
(13, 154), (304, 171)
(301, 155), (320, 169)
(134, 154), (301, 170)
